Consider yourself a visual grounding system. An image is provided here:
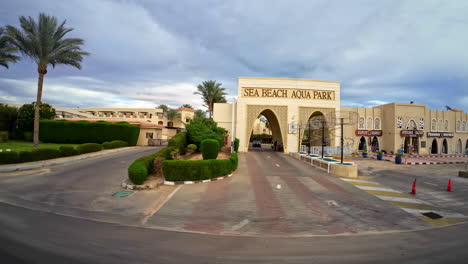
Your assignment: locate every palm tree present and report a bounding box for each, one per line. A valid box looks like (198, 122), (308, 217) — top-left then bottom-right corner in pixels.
(194, 109), (206, 119)
(166, 109), (181, 127)
(156, 104), (169, 114)
(6, 13), (89, 149)
(0, 27), (19, 68)
(194, 80), (227, 118)
(181, 104), (193, 109)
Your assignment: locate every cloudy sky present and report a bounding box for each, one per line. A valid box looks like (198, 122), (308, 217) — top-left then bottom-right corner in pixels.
(1, 0), (467, 111)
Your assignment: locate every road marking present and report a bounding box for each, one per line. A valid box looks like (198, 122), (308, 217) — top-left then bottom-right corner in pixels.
(141, 185), (182, 225)
(355, 186), (401, 192)
(388, 201), (439, 210)
(231, 219), (250, 231)
(275, 164), (280, 167)
(418, 216), (468, 226)
(375, 195), (432, 205)
(365, 190), (413, 198)
(424, 182), (439, 186)
(349, 182), (388, 188)
(340, 178), (379, 184)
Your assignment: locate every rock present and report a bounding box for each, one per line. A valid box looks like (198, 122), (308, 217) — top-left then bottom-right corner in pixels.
(459, 171), (468, 178)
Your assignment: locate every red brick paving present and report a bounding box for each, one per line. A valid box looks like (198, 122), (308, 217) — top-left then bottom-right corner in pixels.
(184, 177), (231, 233)
(246, 152), (292, 234)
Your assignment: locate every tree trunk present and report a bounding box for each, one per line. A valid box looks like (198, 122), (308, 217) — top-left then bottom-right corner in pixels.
(208, 99), (213, 119)
(33, 64), (47, 149)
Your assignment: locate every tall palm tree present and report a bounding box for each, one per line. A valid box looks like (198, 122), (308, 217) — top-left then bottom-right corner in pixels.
(0, 27), (19, 68)
(194, 80), (227, 118)
(194, 109), (206, 119)
(156, 104), (169, 115)
(166, 109), (181, 127)
(6, 13), (89, 149)
(181, 104), (193, 109)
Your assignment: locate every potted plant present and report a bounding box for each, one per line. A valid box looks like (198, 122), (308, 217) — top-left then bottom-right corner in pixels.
(362, 150), (368, 158)
(395, 153), (403, 164)
(376, 151), (383, 160)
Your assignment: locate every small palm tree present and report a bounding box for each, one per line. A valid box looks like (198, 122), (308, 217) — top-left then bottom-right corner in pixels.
(166, 109), (181, 127)
(156, 104), (169, 114)
(194, 80), (227, 118)
(181, 104), (193, 109)
(6, 13), (89, 149)
(0, 27), (19, 68)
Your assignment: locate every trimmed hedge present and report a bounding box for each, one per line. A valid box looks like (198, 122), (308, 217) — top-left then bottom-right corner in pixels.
(0, 131), (8, 142)
(39, 120), (140, 145)
(230, 153), (238, 170)
(234, 138), (239, 152)
(168, 132), (187, 155)
(0, 151), (19, 164)
(17, 149), (62, 163)
(128, 147), (174, 185)
(200, 139), (219, 160)
(77, 143), (102, 154)
(103, 140), (128, 149)
(59, 146), (78, 157)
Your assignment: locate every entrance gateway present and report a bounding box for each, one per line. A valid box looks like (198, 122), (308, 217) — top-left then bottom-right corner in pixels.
(213, 77), (341, 153)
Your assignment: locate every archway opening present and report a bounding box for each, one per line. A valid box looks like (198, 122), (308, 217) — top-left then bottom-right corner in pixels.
(371, 136), (379, 152)
(300, 111), (329, 154)
(431, 138), (438, 154)
(404, 136), (419, 154)
(442, 139), (448, 154)
(456, 139), (462, 154)
(358, 136), (367, 151)
(466, 139), (468, 155)
(248, 109), (282, 152)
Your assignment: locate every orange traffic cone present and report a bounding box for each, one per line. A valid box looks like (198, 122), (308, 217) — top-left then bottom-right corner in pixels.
(447, 179), (452, 192)
(410, 179), (417, 195)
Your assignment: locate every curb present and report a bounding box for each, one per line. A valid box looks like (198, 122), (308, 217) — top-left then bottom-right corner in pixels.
(0, 147), (140, 172)
(122, 180), (163, 190)
(370, 156), (468, 165)
(164, 174), (233, 185)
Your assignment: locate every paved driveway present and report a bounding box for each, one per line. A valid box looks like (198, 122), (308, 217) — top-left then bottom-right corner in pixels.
(147, 151), (430, 235)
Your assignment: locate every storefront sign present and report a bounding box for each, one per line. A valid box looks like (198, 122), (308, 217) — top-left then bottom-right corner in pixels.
(355, 130), (383, 136)
(241, 87), (335, 101)
(427, 132), (454, 138)
(400, 130), (424, 137)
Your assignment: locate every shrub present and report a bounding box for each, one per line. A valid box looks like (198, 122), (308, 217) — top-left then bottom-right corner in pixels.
(0, 151), (19, 164)
(18, 151), (35, 163)
(162, 159), (232, 182)
(185, 118), (224, 150)
(230, 153), (238, 171)
(18, 149), (62, 163)
(187, 144), (197, 152)
(23, 131), (33, 142)
(77, 143), (102, 154)
(39, 120), (140, 145)
(200, 139), (219, 160)
(102, 140), (128, 149)
(234, 138), (239, 152)
(128, 147), (174, 184)
(59, 146), (78, 157)
(168, 132), (187, 155)
(0, 131), (8, 142)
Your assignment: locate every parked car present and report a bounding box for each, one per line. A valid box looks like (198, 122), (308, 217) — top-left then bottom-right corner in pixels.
(252, 141), (261, 147)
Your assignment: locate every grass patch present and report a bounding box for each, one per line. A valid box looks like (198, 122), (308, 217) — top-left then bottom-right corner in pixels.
(0, 140), (79, 152)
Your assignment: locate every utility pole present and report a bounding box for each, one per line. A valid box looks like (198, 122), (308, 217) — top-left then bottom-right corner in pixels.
(321, 119), (325, 159)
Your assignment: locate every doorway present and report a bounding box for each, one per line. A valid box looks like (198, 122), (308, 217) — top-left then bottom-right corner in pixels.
(404, 137), (419, 154)
(430, 138), (438, 154)
(370, 136), (379, 152)
(442, 139), (448, 154)
(358, 136), (367, 151)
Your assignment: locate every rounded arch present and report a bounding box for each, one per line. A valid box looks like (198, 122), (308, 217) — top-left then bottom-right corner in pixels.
(358, 136), (367, 151)
(299, 111), (331, 152)
(367, 117), (373, 130)
(456, 138), (462, 154)
(466, 139), (468, 155)
(248, 108), (284, 151)
(374, 118), (381, 130)
(371, 136), (379, 152)
(430, 138), (438, 154)
(431, 118), (437, 131)
(406, 119), (417, 130)
(442, 138), (448, 154)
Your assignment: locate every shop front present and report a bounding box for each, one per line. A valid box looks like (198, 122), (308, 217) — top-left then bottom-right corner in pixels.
(401, 130), (424, 154)
(355, 130), (382, 152)
(427, 132), (454, 154)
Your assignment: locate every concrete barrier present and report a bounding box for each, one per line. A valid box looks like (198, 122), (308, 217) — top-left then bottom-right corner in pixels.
(330, 163), (358, 178)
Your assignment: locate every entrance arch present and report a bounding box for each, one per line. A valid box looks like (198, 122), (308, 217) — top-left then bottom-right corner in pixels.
(456, 139), (462, 154)
(358, 136), (367, 151)
(247, 108), (285, 152)
(300, 111), (329, 153)
(466, 139), (468, 155)
(442, 139), (448, 154)
(371, 136), (379, 152)
(431, 138), (438, 154)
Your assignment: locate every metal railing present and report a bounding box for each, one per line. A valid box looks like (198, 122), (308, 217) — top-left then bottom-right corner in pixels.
(301, 145), (351, 156)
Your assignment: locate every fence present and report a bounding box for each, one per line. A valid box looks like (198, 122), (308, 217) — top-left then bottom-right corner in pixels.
(300, 145), (351, 156)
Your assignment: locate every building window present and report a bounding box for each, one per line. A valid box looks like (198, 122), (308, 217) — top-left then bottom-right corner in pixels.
(456, 120), (461, 132)
(158, 121), (163, 125)
(406, 120), (417, 130)
(438, 119), (443, 132)
(358, 117), (365, 129)
(374, 118), (381, 130)
(397, 117), (403, 129)
(186, 118), (190, 123)
(419, 118), (425, 130)
(263, 129), (266, 132)
(444, 120), (449, 131)
(463, 121), (467, 132)
(367, 117), (373, 130)
(146, 132), (153, 139)
(431, 119), (437, 132)
(168, 121), (174, 127)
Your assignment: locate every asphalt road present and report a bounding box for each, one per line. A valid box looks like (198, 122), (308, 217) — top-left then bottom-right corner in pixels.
(1, 149), (468, 263)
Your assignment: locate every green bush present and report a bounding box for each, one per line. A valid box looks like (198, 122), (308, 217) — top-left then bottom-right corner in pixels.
(39, 120), (140, 145)
(102, 140), (128, 149)
(0, 131), (8, 142)
(77, 143), (102, 154)
(230, 153), (238, 171)
(128, 147), (174, 185)
(23, 131), (33, 142)
(185, 118), (224, 150)
(59, 146), (78, 157)
(18, 149), (62, 163)
(163, 159), (232, 182)
(0, 151), (19, 164)
(234, 138), (239, 152)
(168, 132), (187, 155)
(200, 139), (219, 160)
(187, 144), (197, 152)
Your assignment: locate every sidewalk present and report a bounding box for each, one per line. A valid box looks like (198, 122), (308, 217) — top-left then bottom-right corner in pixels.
(0, 146), (145, 172)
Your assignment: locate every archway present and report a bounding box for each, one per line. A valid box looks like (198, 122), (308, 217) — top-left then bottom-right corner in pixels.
(300, 111), (329, 154)
(466, 139), (468, 155)
(442, 139), (448, 154)
(371, 136), (379, 152)
(248, 109), (283, 152)
(358, 136), (367, 151)
(404, 136), (419, 154)
(456, 139), (462, 154)
(431, 138), (438, 154)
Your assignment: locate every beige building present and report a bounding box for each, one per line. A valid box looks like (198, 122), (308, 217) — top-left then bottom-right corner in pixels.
(251, 119), (272, 135)
(214, 77), (468, 155)
(55, 107), (194, 146)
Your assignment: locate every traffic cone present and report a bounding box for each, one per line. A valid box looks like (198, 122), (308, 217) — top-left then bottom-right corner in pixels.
(410, 179), (417, 195)
(447, 179), (452, 192)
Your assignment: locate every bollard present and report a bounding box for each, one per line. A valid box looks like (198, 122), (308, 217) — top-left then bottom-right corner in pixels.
(410, 179), (417, 195)
(447, 179), (452, 192)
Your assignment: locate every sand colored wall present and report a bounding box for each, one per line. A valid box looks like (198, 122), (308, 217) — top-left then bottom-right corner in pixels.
(137, 128), (163, 146)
